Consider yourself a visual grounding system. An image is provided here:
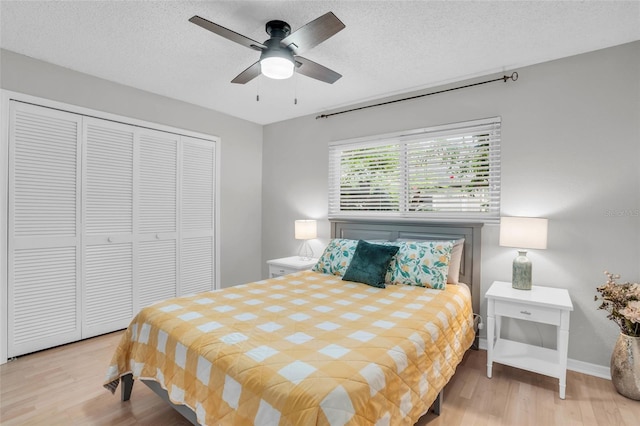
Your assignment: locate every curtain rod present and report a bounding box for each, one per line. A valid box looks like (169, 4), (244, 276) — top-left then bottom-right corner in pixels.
(316, 72), (519, 120)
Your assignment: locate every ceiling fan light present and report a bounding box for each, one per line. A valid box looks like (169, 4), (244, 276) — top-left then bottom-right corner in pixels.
(260, 56), (294, 80)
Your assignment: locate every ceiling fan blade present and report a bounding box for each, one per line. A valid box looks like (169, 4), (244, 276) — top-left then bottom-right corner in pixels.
(189, 15), (265, 51)
(295, 57), (342, 84)
(231, 61), (261, 84)
(281, 12), (345, 55)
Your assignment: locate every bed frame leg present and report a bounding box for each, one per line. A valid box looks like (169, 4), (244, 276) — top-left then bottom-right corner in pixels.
(121, 373), (134, 401)
(472, 315), (481, 350)
(431, 390), (443, 415)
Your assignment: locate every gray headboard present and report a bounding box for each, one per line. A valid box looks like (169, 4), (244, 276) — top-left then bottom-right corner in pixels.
(330, 219), (482, 316)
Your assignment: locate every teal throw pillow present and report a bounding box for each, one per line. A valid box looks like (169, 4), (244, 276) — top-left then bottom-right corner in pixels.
(342, 240), (400, 288)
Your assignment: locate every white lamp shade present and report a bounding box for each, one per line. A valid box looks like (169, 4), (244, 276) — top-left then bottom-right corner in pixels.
(260, 56), (294, 79)
(295, 220), (317, 240)
(499, 217), (548, 250)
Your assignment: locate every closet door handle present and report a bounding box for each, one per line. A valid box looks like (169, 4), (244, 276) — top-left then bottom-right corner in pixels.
(156, 233), (161, 240)
(107, 236), (114, 243)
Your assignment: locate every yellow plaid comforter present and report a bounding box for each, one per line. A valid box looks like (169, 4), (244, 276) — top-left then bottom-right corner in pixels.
(104, 271), (474, 425)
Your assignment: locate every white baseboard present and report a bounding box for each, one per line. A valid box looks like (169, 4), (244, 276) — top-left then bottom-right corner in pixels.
(567, 358), (611, 380)
(478, 338), (611, 380)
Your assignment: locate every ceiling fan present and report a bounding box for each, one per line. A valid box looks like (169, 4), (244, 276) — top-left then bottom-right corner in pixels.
(189, 12), (345, 84)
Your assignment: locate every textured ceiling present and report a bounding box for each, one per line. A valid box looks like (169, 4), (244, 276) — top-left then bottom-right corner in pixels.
(1, 1), (639, 125)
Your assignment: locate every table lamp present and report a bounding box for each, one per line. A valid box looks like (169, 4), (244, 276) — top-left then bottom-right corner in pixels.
(499, 216), (548, 290)
(295, 219), (317, 260)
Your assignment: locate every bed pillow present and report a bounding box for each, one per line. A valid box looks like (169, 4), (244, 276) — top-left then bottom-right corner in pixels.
(447, 239), (465, 284)
(342, 240), (400, 288)
(312, 238), (359, 276)
(387, 241), (453, 289)
(393, 238), (464, 284)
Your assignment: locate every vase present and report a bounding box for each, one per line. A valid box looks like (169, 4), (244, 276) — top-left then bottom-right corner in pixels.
(512, 250), (532, 290)
(610, 333), (640, 400)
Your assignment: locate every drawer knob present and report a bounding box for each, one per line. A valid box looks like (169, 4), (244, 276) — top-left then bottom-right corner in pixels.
(520, 310), (532, 315)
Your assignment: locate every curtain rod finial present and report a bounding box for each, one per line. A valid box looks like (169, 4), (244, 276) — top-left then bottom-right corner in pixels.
(503, 72), (519, 82)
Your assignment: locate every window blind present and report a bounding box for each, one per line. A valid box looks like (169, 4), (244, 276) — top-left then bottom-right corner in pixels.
(328, 117), (501, 222)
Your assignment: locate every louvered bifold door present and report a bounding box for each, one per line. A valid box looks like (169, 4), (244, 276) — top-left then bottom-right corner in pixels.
(180, 136), (215, 294)
(137, 129), (178, 308)
(82, 118), (135, 338)
(8, 102), (82, 357)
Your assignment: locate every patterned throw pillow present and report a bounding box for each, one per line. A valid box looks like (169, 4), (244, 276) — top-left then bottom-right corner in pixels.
(387, 241), (454, 289)
(312, 239), (359, 276)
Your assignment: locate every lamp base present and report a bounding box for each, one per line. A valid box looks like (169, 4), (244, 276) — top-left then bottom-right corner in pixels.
(298, 241), (313, 261)
(512, 250), (532, 290)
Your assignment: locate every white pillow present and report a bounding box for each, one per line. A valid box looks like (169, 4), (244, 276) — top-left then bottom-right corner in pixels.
(447, 239), (465, 284)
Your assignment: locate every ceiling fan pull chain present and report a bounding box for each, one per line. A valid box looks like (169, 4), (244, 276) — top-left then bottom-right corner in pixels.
(294, 74), (298, 105)
(256, 76), (260, 102)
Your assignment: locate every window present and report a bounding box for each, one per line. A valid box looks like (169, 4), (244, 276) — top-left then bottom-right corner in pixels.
(328, 117), (501, 222)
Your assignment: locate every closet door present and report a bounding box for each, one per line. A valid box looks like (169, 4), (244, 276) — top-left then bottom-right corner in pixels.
(7, 102), (82, 357)
(180, 137), (215, 294)
(82, 118), (135, 338)
(137, 129), (178, 308)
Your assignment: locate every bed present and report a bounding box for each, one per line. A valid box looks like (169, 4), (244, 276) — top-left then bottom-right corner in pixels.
(104, 220), (482, 425)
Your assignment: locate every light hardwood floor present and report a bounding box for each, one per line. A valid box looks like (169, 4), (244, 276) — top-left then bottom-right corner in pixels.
(1, 331), (638, 425)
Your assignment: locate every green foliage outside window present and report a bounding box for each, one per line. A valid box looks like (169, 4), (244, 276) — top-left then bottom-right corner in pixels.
(339, 135), (493, 213)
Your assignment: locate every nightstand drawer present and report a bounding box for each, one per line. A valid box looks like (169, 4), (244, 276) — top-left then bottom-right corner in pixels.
(494, 300), (561, 326)
(267, 256), (318, 279)
(269, 266), (297, 277)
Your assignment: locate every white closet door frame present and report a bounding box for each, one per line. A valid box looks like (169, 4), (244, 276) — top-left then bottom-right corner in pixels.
(1, 93), (8, 364)
(1, 90), (221, 364)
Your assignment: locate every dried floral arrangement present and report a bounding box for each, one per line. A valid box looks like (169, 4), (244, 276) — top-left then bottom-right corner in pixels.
(595, 271), (640, 337)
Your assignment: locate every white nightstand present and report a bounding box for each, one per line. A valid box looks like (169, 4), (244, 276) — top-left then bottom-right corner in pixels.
(485, 281), (573, 399)
(267, 256), (318, 278)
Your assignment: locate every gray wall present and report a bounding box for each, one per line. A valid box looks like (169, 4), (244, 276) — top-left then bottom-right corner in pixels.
(1, 49), (264, 288)
(262, 41), (640, 369)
